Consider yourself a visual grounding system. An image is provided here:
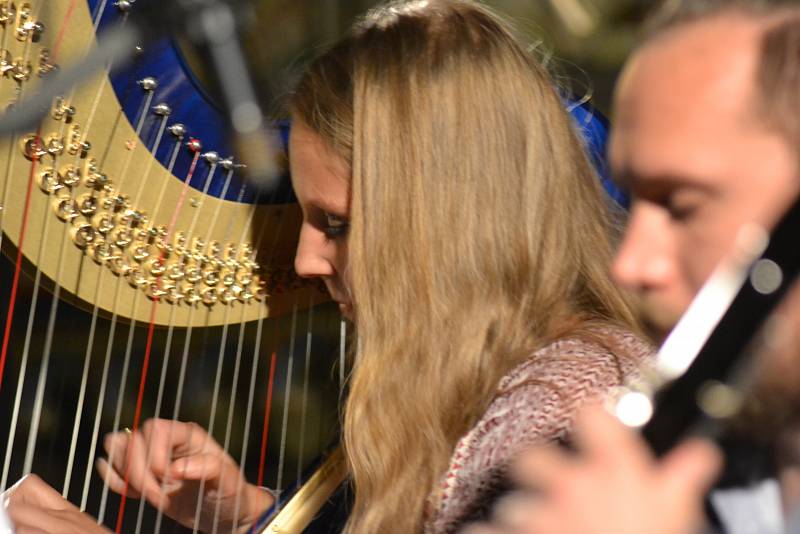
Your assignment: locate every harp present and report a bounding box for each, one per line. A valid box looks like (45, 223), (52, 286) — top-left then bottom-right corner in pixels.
(0, 1), (347, 532)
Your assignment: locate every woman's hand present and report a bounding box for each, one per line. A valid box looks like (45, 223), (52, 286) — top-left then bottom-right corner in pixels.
(96, 418), (273, 533)
(464, 405), (722, 534)
(3, 473), (111, 533)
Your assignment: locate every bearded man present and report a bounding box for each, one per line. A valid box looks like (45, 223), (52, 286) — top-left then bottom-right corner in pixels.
(473, 1), (800, 533)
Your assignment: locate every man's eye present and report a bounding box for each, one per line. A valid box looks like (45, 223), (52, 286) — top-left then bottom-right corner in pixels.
(665, 198), (699, 221)
(323, 213), (349, 238)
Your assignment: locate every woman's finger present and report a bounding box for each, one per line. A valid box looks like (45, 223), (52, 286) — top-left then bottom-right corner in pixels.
(4, 474), (73, 511)
(169, 452), (225, 482)
(103, 431), (166, 504)
(8, 501), (110, 534)
(13, 527), (49, 534)
(138, 419), (185, 478)
(95, 457), (142, 499)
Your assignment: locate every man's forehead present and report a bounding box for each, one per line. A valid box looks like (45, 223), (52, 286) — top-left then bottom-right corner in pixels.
(611, 12), (764, 184)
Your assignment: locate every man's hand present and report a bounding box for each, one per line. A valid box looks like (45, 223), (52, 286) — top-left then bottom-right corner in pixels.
(97, 419), (273, 534)
(3, 474), (111, 534)
(466, 405), (722, 534)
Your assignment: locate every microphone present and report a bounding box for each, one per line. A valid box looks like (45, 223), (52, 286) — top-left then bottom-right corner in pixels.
(0, 0), (281, 191)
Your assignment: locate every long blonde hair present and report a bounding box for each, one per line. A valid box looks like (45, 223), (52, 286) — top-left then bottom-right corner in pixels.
(290, 1), (639, 531)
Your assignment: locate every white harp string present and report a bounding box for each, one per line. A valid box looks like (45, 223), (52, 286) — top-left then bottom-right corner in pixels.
(1, 1), (120, 492)
(85, 131), (185, 517)
(275, 301), (299, 498)
(297, 299), (314, 483)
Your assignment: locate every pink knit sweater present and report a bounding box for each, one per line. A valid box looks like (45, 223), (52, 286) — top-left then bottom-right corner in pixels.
(426, 327), (654, 533)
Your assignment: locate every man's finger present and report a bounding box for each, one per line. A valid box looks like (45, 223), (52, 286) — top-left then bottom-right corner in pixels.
(572, 404), (653, 470)
(658, 438), (722, 497)
(491, 491), (541, 530)
(512, 445), (574, 491)
(460, 524), (506, 534)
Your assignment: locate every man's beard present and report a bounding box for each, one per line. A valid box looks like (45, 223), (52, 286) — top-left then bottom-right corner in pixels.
(721, 308), (800, 446)
(726, 376), (800, 445)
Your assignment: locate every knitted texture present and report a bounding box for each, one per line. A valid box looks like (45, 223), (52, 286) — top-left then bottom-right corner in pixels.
(426, 326), (654, 533)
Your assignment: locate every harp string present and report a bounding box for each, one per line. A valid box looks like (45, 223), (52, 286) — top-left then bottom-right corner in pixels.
(101, 149), (203, 531)
(256, 350), (279, 489)
(84, 106), (179, 516)
(26, 12), (153, 485)
(85, 131), (187, 518)
(340, 319), (346, 393)
(187, 184), (272, 533)
(3, 0), (135, 497)
(211, 182), (307, 533)
(90, 0), (110, 31)
(0, 0), (50, 398)
(153, 305), (198, 534)
(275, 301), (299, 498)
(112, 152), (212, 534)
(151, 171), (263, 534)
(0, 0), (84, 491)
(210, 192), (273, 534)
(132, 300), (177, 534)
(21, 166), (84, 477)
(297, 298), (314, 483)
(100, 281), (145, 527)
(145, 170), (245, 532)
(0, 136), (15, 252)
(79, 116), (179, 513)
(189, 304), (233, 534)
(209, 302), (249, 534)
(230, 298), (268, 534)
(132, 157), (228, 532)
(64, 114), (170, 500)
(0, 0), (12, 252)
(151, 163), (286, 534)
(149, 169), (242, 533)
(0, 157), (41, 488)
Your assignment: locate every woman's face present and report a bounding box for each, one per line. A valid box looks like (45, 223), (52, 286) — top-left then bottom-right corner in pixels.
(289, 120), (353, 319)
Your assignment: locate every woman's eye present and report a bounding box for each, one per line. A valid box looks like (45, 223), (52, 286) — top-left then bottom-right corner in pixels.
(323, 213), (349, 238)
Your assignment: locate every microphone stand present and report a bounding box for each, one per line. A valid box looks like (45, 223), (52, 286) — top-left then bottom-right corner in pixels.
(0, 0), (280, 190)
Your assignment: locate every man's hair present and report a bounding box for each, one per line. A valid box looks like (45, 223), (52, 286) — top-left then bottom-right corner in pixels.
(646, 0), (794, 33)
(647, 0), (800, 150)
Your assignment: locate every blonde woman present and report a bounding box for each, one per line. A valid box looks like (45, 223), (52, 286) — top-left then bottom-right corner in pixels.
(4, 1), (652, 533)
(285, 2), (652, 531)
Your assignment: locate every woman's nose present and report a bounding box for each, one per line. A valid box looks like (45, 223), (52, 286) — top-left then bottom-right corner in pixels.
(294, 225), (335, 278)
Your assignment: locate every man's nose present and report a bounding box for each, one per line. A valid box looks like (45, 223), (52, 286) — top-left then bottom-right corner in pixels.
(294, 225), (334, 278)
(612, 205), (674, 291)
